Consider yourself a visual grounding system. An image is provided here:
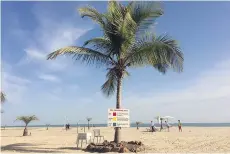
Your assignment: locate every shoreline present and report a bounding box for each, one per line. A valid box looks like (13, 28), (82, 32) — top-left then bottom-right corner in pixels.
(2, 122), (230, 128)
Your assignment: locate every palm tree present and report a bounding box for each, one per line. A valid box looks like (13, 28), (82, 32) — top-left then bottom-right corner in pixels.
(46, 124), (50, 130)
(1, 92), (6, 103)
(86, 117), (92, 130)
(47, 1), (183, 143)
(15, 115), (39, 136)
(1, 92), (6, 113)
(136, 121), (142, 130)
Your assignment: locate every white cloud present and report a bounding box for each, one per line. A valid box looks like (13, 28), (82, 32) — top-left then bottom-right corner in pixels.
(1, 64), (31, 104)
(123, 58), (230, 123)
(17, 5), (91, 73)
(20, 25), (89, 72)
(3, 72), (31, 86)
(38, 74), (60, 82)
(25, 48), (46, 61)
(1, 4), (91, 119)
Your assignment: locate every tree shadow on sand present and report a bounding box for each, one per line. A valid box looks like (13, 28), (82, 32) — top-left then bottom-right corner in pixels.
(1, 143), (60, 153)
(1, 135), (23, 137)
(58, 147), (82, 150)
(57, 147), (95, 153)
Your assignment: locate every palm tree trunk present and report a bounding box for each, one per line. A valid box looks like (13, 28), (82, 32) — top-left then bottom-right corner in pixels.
(88, 121), (90, 130)
(160, 119), (163, 131)
(23, 125), (28, 136)
(114, 76), (122, 143)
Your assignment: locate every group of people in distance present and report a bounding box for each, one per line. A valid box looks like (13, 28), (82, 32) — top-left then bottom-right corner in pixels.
(150, 120), (182, 132)
(65, 123), (70, 131)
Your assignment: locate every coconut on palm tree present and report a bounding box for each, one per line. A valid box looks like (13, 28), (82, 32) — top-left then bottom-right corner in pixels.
(15, 115), (39, 136)
(47, 1), (183, 143)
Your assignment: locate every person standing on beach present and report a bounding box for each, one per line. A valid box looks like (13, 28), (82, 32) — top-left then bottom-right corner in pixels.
(65, 124), (68, 131)
(151, 121), (155, 132)
(165, 121), (170, 132)
(178, 120), (182, 132)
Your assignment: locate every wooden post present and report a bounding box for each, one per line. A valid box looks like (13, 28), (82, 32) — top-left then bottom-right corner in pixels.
(77, 123), (79, 134)
(84, 125), (85, 132)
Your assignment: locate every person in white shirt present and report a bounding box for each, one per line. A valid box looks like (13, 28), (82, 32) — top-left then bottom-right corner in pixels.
(165, 121), (170, 132)
(151, 121), (156, 132)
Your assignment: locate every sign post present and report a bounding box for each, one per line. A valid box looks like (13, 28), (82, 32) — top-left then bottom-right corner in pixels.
(108, 109), (130, 127)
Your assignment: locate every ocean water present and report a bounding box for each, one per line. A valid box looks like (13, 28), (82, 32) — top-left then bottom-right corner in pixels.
(2, 123), (230, 128)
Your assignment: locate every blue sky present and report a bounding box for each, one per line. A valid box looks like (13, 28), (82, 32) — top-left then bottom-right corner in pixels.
(1, 1), (230, 126)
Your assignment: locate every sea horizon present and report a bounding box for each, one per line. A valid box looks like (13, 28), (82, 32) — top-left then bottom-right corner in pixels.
(2, 122), (230, 128)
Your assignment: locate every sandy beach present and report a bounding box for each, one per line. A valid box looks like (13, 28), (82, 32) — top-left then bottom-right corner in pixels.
(1, 126), (230, 153)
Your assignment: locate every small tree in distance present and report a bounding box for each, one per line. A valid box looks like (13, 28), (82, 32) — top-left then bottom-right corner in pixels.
(86, 117), (92, 130)
(1, 92), (6, 113)
(46, 124), (50, 130)
(136, 121), (142, 130)
(1, 92), (6, 103)
(15, 115), (39, 136)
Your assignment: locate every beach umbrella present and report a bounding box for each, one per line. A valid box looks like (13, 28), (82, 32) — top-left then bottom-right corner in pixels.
(162, 116), (174, 122)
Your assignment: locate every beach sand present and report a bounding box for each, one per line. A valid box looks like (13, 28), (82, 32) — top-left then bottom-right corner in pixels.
(1, 127), (230, 153)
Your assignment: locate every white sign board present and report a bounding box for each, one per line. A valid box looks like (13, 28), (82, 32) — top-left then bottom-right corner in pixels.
(108, 109), (130, 127)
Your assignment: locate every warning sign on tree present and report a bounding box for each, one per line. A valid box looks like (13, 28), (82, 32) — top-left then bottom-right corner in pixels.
(108, 109), (130, 127)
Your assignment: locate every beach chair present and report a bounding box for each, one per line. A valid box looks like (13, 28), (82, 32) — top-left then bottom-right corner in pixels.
(76, 133), (92, 148)
(146, 127), (152, 132)
(146, 127), (158, 132)
(93, 129), (104, 143)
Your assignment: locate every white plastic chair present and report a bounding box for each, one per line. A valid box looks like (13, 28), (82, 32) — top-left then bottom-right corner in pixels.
(76, 133), (91, 148)
(93, 129), (104, 143)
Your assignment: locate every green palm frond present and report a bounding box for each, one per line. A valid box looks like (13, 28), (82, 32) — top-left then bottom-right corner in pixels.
(78, 6), (105, 29)
(125, 33), (183, 72)
(15, 115), (39, 125)
(128, 1), (163, 34)
(101, 67), (118, 97)
(119, 12), (137, 55)
(153, 63), (169, 74)
(47, 46), (113, 67)
(106, 1), (124, 26)
(123, 70), (130, 77)
(1, 92), (6, 103)
(102, 2), (125, 57)
(47, 1), (184, 99)
(83, 37), (113, 54)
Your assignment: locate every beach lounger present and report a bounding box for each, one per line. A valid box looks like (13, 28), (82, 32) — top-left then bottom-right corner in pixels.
(146, 127), (152, 132)
(146, 127), (158, 132)
(93, 129), (104, 143)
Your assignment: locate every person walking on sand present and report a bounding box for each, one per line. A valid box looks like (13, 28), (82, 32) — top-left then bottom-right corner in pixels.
(151, 121), (155, 132)
(178, 120), (182, 132)
(65, 124), (68, 131)
(165, 121), (170, 132)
